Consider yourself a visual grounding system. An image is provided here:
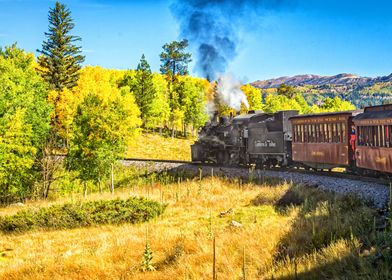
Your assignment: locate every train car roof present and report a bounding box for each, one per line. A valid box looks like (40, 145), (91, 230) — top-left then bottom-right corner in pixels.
(363, 104), (392, 112)
(232, 112), (264, 122)
(289, 110), (363, 120)
(353, 109), (392, 121)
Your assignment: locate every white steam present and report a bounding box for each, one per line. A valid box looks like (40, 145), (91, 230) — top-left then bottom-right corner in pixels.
(217, 73), (249, 111)
(205, 101), (217, 119)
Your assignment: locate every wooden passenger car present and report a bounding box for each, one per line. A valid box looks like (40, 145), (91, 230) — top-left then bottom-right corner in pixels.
(353, 104), (392, 174)
(289, 111), (361, 169)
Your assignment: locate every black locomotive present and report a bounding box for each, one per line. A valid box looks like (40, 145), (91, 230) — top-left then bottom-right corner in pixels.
(191, 110), (298, 167)
(191, 104), (392, 175)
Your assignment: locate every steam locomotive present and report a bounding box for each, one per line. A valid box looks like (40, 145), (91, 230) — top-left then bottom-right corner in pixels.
(191, 104), (392, 175)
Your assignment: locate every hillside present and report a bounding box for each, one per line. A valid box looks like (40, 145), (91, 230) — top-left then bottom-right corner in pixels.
(127, 133), (195, 161)
(252, 73), (392, 88)
(252, 73), (392, 108)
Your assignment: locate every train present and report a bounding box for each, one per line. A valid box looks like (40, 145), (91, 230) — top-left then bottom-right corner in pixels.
(191, 104), (392, 175)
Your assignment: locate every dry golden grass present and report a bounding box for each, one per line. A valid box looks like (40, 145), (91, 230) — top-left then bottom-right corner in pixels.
(0, 174), (385, 279)
(0, 178), (296, 279)
(127, 133), (195, 161)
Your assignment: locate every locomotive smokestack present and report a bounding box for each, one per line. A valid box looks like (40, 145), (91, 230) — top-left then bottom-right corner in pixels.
(212, 111), (219, 124)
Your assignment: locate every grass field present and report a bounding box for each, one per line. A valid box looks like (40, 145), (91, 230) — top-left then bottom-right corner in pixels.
(0, 170), (390, 279)
(127, 133), (195, 161)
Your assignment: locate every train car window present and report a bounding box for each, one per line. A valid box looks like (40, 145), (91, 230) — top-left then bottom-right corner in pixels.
(332, 123), (337, 143)
(300, 125), (304, 143)
(385, 126), (390, 147)
(315, 124), (320, 142)
(342, 123), (346, 143)
(307, 124), (310, 143)
(294, 125), (297, 142)
(327, 124), (332, 143)
(318, 124), (322, 142)
(310, 124), (313, 142)
(377, 125), (384, 147)
(360, 126), (364, 146)
(357, 126), (362, 146)
(298, 125), (301, 142)
(324, 123), (328, 143)
(373, 126), (377, 147)
(362, 126), (369, 146)
(362, 126), (367, 146)
(337, 123), (341, 143)
(370, 126), (374, 146)
(369, 126), (374, 146)
(293, 124), (297, 142)
(381, 125), (386, 147)
(357, 126), (361, 145)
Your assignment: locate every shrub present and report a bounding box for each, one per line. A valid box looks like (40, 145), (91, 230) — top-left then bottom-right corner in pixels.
(0, 197), (166, 233)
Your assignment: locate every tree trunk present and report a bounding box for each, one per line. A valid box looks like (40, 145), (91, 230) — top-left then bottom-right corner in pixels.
(99, 177), (102, 193)
(111, 164), (114, 194)
(84, 182), (87, 197)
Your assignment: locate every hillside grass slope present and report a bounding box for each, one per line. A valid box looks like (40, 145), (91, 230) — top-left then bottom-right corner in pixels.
(127, 133), (195, 161)
(0, 172), (390, 279)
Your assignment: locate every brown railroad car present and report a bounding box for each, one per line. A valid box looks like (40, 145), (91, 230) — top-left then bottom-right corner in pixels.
(353, 104), (392, 174)
(290, 111), (362, 169)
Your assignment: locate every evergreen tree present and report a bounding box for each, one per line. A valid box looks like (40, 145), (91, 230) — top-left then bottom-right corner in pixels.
(159, 39), (192, 83)
(37, 1), (85, 91)
(133, 54), (156, 125)
(160, 41), (192, 136)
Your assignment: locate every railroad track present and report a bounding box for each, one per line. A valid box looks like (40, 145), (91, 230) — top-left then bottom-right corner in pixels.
(122, 157), (391, 186)
(122, 158), (192, 164)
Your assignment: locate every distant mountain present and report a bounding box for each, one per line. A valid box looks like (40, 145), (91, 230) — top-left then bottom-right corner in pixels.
(252, 73), (392, 89)
(251, 73), (392, 108)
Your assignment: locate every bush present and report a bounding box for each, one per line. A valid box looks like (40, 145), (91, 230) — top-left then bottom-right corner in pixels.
(0, 197), (166, 233)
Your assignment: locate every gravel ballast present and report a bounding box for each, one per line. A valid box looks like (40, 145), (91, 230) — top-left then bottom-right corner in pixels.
(123, 161), (390, 210)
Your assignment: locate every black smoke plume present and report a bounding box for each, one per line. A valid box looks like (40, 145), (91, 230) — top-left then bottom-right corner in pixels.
(171, 0), (287, 81)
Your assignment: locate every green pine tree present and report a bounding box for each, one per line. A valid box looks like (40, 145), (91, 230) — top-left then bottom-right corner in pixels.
(159, 40), (192, 137)
(159, 39), (192, 83)
(133, 54), (156, 126)
(37, 1), (85, 91)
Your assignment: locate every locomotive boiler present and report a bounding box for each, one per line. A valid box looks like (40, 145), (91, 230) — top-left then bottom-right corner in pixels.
(191, 110), (299, 166)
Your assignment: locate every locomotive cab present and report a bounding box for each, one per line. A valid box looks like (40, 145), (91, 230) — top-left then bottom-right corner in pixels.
(247, 110), (299, 167)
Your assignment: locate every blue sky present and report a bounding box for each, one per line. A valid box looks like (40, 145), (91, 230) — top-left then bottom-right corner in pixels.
(0, 0), (391, 82)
